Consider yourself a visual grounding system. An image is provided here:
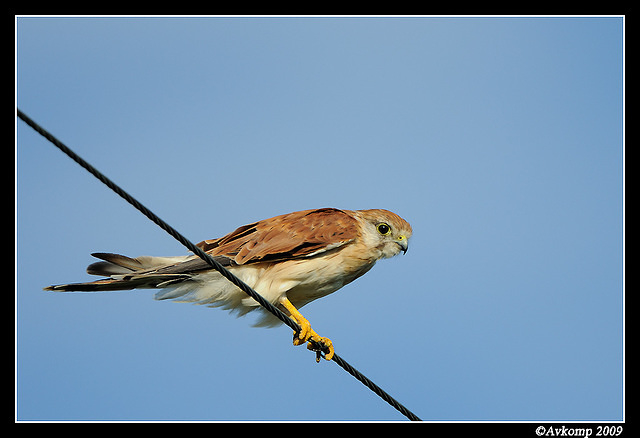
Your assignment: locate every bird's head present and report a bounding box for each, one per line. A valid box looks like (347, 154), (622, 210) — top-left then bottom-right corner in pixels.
(355, 209), (413, 260)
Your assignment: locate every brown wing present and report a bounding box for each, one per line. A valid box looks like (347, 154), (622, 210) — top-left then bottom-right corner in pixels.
(196, 208), (359, 265)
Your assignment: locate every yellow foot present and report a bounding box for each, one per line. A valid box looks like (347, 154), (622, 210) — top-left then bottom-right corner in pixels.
(279, 296), (334, 362)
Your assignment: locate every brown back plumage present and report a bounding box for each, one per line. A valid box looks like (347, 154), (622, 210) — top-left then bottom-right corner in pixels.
(197, 208), (359, 265)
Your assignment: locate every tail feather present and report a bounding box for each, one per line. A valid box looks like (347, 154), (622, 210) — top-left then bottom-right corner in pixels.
(44, 276), (187, 292)
(44, 252), (207, 292)
(45, 252), (282, 327)
(86, 252), (144, 276)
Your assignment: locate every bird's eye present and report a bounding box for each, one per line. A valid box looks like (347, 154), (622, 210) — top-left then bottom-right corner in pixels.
(377, 223), (391, 235)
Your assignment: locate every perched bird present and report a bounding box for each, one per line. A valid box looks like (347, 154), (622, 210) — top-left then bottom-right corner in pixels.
(45, 208), (412, 361)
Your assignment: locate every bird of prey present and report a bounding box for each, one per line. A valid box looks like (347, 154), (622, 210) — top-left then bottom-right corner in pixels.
(45, 208), (412, 361)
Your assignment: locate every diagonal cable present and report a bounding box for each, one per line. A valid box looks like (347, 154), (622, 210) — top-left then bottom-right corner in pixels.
(17, 108), (421, 421)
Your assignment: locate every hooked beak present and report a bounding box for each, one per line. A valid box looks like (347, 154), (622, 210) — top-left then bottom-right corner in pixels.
(396, 237), (409, 255)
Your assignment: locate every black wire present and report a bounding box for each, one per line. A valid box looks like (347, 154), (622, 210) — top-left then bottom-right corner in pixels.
(17, 108), (422, 421)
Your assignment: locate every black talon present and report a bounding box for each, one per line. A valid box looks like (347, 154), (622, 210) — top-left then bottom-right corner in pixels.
(307, 339), (330, 363)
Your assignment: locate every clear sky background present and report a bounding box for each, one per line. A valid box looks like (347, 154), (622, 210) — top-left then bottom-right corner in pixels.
(16, 16), (624, 422)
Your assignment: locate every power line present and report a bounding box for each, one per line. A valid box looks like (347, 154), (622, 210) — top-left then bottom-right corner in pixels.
(17, 108), (422, 421)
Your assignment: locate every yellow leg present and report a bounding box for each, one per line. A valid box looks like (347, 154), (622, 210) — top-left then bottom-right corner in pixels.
(279, 296), (334, 361)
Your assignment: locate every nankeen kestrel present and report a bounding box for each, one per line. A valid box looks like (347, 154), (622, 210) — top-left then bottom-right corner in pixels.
(45, 208), (412, 361)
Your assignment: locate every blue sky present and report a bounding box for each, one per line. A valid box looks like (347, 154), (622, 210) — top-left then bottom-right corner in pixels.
(16, 16), (623, 422)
